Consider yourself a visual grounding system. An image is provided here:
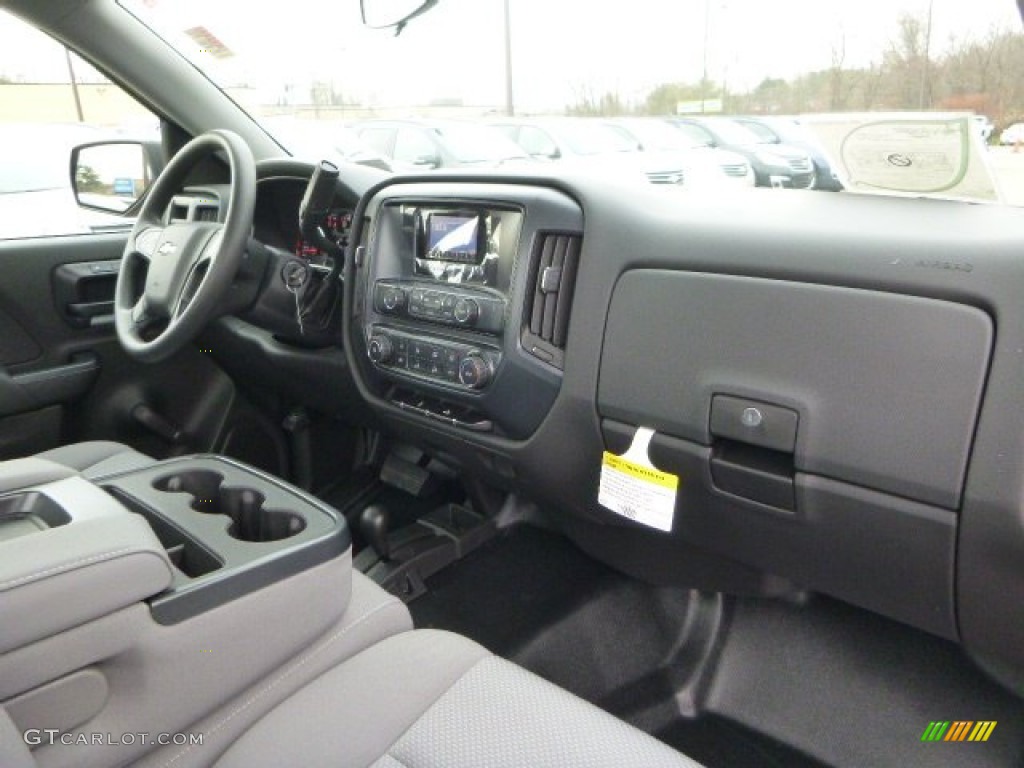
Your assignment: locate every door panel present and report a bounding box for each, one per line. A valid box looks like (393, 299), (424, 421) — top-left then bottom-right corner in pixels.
(0, 233), (128, 457)
(0, 233), (247, 462)
(0, 234), (126, 371)
(0, 305), (41, 367)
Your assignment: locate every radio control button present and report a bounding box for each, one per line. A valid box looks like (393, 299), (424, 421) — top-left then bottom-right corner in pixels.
(368, 335), (394, 364)
(380, 286), (407, 312)
(453, 298), (480, 325)
(458, 353), (492, 389)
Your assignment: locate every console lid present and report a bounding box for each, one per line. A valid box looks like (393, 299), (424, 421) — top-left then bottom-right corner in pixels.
(0, 475), (173, 653)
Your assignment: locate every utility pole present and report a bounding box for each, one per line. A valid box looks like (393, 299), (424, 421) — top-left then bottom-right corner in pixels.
(918, 0), (934, 109)
(503, 0), (514, 116)
(64, 47), (84, 122)
(701, 0), (710, 113)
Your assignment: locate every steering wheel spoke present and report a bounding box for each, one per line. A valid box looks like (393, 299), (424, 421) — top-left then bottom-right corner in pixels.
(131, 296), (157, 330)
(172, 261), (209, 320)
(196, 226), (225, 266)
(132, 226), (165, 260)
(114, 130), (255, 363)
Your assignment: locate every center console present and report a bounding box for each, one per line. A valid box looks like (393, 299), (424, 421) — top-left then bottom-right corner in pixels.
(0, 454), (401, 768)
(102, 455), (349, 623)
(357, 183), (584, 439)
(366, 203), (519, 394)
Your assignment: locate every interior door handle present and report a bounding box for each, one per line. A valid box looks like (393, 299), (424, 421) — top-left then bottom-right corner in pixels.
(53, 261), (120, 328)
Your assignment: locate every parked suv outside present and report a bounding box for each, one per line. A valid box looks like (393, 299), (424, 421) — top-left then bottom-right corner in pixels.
(603, 117), (755, 189)
(732, 115), (843, 191)
(493, 116), (690, 188)
(1001, 121), (1024, 146)
(973, 114), (995, 143)
(666, 116), (816, 189)
(352, 118), (532, 171)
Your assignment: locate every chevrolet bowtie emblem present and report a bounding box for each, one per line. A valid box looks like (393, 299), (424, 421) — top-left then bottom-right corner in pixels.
(158, 242), (177, 256)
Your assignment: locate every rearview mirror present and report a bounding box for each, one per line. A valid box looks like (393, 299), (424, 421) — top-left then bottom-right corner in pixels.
(71, 141), (154, 214)
(360, 0), (438, 32)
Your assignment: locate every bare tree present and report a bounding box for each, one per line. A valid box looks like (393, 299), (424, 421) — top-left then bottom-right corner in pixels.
(828, 27), (850, 110)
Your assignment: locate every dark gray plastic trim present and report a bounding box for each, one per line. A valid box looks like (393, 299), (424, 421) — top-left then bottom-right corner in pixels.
(101, 454), (350, 624)
(598, 271), (992, 511)
(710, 395), (798, 454)
(602, 419), (957, 638)
(331, 169), (1024, 682)
(0, 355), (100, 418)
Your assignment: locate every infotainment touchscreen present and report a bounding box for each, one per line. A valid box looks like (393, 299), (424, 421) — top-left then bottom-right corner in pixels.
(409, 206), (521, 291)
(426, 213), (480, 263)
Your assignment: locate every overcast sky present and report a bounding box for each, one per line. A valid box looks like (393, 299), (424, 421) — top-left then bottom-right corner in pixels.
(1, 0), (1021, 112)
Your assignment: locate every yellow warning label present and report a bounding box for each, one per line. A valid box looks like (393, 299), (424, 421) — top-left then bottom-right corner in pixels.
(602, 452), (679, 490)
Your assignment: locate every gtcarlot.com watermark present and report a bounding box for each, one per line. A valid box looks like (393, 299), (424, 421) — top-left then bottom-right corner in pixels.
(24, 730), (203, 747)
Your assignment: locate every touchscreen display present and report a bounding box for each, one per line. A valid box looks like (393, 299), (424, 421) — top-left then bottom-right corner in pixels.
(426, 213), (480, 263)
(407, 205), (522, 291)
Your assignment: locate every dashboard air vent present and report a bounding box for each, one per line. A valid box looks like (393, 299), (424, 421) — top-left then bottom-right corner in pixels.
(522, 232), (581, 369)
(195, 205), (219, 222)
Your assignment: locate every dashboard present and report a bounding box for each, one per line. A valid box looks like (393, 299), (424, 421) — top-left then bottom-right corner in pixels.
(235, 159), (1024, 695)
(252, 176), (353, 269)
(356, 184), (579, 437)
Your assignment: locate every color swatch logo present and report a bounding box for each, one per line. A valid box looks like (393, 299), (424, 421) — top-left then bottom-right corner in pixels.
(921, 721), (997, 742)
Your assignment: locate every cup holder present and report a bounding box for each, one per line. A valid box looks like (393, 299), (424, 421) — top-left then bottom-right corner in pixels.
(153, 471), (306, 543)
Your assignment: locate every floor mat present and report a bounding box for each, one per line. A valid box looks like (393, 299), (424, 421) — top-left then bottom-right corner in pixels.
(410, 524), (830, 768)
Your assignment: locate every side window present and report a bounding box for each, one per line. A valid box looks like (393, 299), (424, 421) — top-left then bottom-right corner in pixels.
(518, 126), (558, 158)
(393, 127), (438, 166)
(357, 127), (396, 158)
(0, 10), (159, 240)
(493, 125), (518, 142)
(674, 123), (715, 147)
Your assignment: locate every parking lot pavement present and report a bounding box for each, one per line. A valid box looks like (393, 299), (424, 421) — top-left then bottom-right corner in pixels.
(989, 146), (1024, 207)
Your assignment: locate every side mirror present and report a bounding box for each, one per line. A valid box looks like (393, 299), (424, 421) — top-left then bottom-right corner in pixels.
(360, 0), (438, 32)
(71, 141), (156, 214)
(412, 153), (441, 169)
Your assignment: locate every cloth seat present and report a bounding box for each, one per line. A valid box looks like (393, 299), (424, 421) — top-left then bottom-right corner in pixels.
(214, 628), (701, 768)
(33, 440), (155, 479)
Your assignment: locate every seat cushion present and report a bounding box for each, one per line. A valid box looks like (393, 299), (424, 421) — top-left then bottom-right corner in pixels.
(33, 440), (154, 479)
(215, 629), (701, 768)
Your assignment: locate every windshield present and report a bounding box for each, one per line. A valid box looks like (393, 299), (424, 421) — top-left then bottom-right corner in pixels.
(618, 120), (705, 150)
(703, 119), (768, 145)
(735, 120), (780, 144)
(118, 0), (1023, 204)
(433, 123), (528, 163)
(550, 122), (638, 155)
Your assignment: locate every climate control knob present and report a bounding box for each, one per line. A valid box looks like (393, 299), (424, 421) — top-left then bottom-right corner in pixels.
(368, 335), (394, 364)
(458, 353), (492, 389)
(380, 286), (407, 313)
(453, 297), (480, 326)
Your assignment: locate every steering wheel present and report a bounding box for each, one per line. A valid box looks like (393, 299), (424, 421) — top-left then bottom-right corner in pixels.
(115, 129), (256, 363)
